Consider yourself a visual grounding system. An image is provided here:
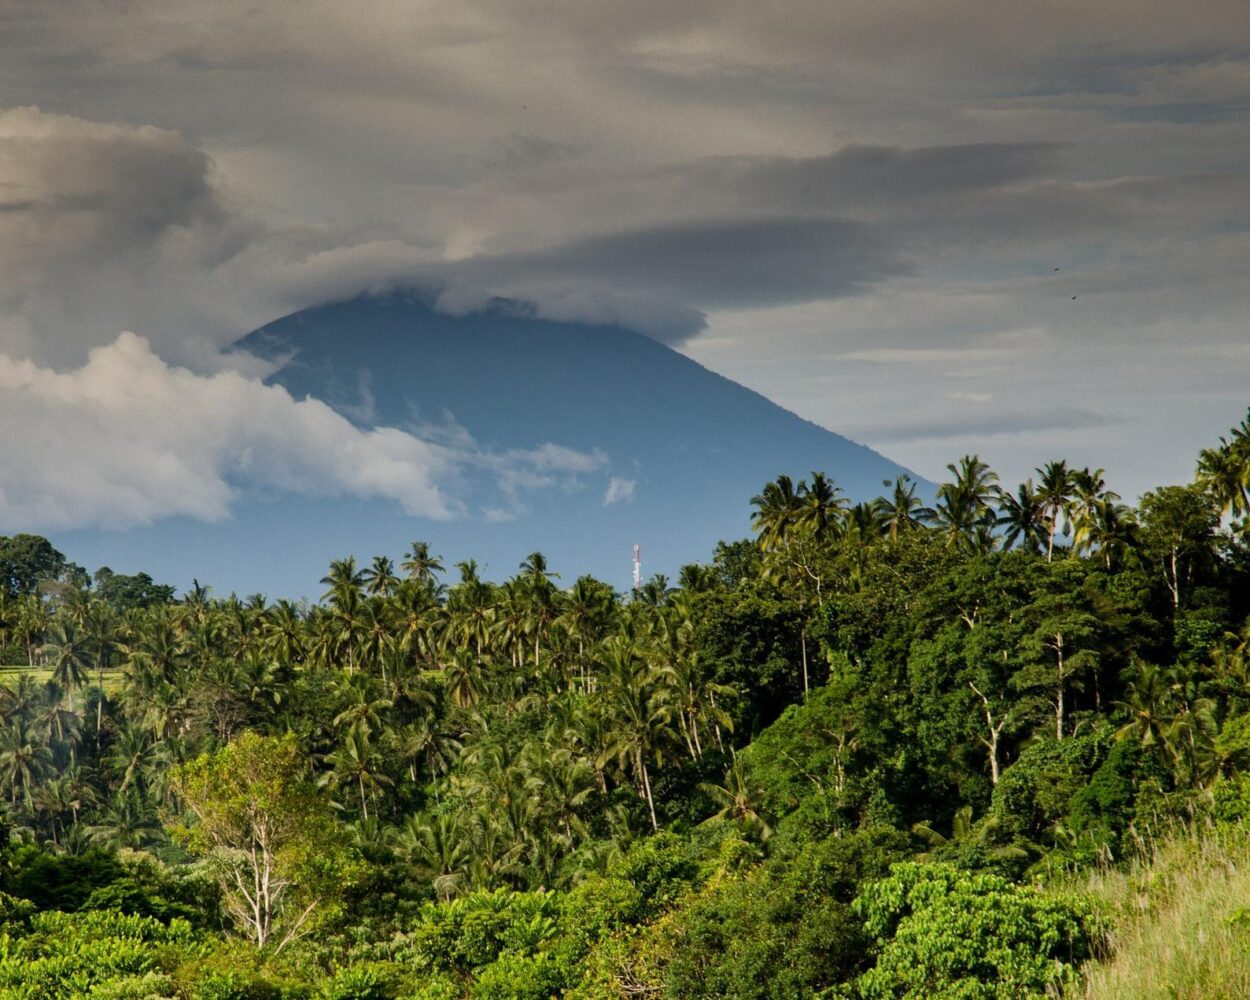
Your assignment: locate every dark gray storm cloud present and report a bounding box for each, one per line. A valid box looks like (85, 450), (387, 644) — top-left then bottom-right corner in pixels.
(436, 216), (909, 336)
(699, 143), (1062, 207)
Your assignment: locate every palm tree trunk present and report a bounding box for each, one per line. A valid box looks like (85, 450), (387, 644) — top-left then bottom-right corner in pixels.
(709, 691), (725, 753)
(96, 664), (105, 753)
(639, 752), (659, 833)
(1055, 632), (1066, 740)
(800, 629), (809, 697)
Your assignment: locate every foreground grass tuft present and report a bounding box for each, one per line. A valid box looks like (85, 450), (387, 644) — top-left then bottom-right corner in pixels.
(1072, 824), (1250, 999)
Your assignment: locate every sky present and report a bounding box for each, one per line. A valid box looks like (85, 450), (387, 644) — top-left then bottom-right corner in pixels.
(1, 0), (1249, 549)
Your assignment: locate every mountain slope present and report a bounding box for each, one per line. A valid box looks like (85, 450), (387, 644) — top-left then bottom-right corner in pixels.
(60, 295), (926, 597)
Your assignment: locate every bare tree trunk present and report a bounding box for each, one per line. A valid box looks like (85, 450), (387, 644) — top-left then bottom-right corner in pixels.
(969, 682), (1006, 785)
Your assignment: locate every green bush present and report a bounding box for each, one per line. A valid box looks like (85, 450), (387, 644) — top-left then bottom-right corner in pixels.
(853, 863), (1105, 999)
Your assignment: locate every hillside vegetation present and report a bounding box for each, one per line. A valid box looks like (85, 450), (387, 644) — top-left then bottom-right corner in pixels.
(0, 410), (1247, 997)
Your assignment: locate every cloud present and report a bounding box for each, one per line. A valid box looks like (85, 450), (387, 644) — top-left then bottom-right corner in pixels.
(856, 406), (1114, 443)
(0, 334), (605, 532)
(603, 477), (636, 506)
(0, 106), (251, 365)
(0, 0), (1248, 511)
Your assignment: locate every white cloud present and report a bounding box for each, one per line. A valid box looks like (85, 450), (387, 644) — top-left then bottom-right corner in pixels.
(603, 477), (636, 506)
(0, 333), (605, 532)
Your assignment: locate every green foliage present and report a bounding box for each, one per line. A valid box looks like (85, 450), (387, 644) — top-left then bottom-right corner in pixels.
(172, 733), (359, 952)
(662, 829), (908, 998)
(405, 890), (560, 974)
(1066, 741), (1170, 856)
(316, 961), (401, 999)
(991, 732), (1110, 845)
(853, 863), (1105, 999)
(0, 909), (201, 997)
(0, 418), (1248, 995)
(93, 567), (176, 610)
(0, 534), (68, 597)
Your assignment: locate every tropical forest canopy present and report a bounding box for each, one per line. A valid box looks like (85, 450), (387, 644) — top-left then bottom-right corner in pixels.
(0, 411), (1249, 997)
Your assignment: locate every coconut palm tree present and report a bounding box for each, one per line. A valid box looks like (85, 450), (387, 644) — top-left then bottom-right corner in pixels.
(700, 755), (771, 841)
(44, 621), (90, 714)
(797, 472), (848, 544)
(933, 456), (1000, 551)
(87, 791), (162, 850)
(597, 637), (676, 832)
(261, 599), (307, 665)
(396, 813), (470, 900)
(321, 725), (392, 820)
(997, 480), (1047, 554)
(1196, 442), (1250, 522)
(751, 475), (803, 552)
(880, 475), (934, 539)
(400, 541), (446, 588)
(0, 717), (52, 806)
(362, 555), (400, 598)
(1035, 460), (1076, 561)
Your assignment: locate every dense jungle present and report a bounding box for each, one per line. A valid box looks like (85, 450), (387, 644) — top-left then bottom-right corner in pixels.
(0, 412), (1249, 998)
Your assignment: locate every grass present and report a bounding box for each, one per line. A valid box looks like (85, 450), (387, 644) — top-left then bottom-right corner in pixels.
(1067, 823), (1250, 999)
(0, 665), (125, 694)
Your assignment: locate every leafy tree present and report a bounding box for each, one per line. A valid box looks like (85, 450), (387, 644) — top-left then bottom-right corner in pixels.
(1138, 485), (1221, 610)
(0, 534), (67, 597)
(172, 732), (357, 952)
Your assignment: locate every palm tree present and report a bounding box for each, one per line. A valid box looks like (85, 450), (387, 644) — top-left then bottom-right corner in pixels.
(362, 555), (400, 598)
(261, 599), (307, 665)
(933, 456), (1000, 551)
(677, 563), (718, 593)
(444, 648), (483, 708)
(796, 472), (848, 544)
(330, 672), (394, 735)
(880, 475), (934, 539)
(390, 718), (462, 784)
(446, 562), (495, 659)
(81, 600), (116, 747)
(597, 637), (676, 832)
(1035, 460), (1076, 561)
(750, 475), (802, 552)
(396, 813), (470, 900)
(321, 725), (393, 820)
(392, 581), (441, 671)
(1196, 443), (1250, 522)
(844, 499), (889, 544)
(87, 791), (162, 850)
(997, 480), (1047, 554)
(401, 541), (446, 587)
(700, 755), (771, 841)
(324, 578), (367, 674)
(1115, 662), (1183, 762)
(46, 621), (91, 713)
(13, 595), (49, 667)
(0, 717), (52, 806)
(559, 577), (617, 692)
(321, 557), (366, 601)
(518, 552), (560, 670)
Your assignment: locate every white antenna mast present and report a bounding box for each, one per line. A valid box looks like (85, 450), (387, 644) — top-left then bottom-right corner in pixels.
(632, 544), (642, 592)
